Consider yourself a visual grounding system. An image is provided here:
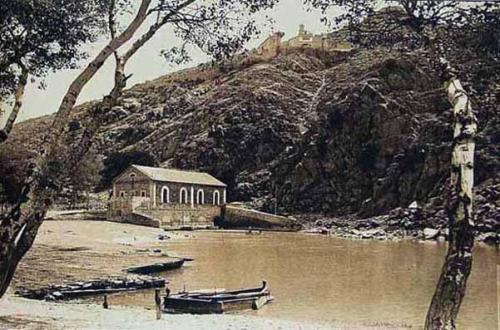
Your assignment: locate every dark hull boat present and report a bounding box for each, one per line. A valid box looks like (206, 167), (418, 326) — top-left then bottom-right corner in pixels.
(126, 259), (185, 274)
(163, 281), (274, 314)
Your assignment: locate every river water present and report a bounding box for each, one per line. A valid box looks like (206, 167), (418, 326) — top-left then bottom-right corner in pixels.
(106, 231), (498, 329)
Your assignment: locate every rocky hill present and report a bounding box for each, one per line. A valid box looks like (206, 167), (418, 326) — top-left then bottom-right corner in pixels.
(8, 41), (499, 239)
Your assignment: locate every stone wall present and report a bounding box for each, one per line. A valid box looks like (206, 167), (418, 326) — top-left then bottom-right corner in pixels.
(108, 196), (150, 216)
(113, 211), (161, 228)
(137, 205), (220, 229)
(45, 210), (107, 221)
(254, 32), (284, 60)
(108, 196), (220, 229)
(248, 25), (353, 62)
(221, 205), (299, 230)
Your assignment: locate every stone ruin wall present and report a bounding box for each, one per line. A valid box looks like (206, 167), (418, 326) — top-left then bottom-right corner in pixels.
(246, 25), (353, 64)
(130, 25), (352, 90)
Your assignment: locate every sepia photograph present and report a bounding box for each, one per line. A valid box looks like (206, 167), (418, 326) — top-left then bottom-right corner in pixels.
(0, 0), (498, 329)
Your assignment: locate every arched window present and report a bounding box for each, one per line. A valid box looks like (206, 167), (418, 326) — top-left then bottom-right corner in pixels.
(196, 189), (204, 205)
(179, 187), (189, 204)
(129, 173), (136, 190)
(161, 186), (170, 203)
(213, 190), (220, 205)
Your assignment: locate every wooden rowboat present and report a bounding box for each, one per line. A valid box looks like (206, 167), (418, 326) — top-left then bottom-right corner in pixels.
(126, 259), (185, 274)
(163, 281), (274, 314)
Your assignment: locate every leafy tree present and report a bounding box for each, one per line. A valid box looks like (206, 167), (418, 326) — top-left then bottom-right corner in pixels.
(66, 151), (102, 208)
(0, 0), (279, 298)
(305, 1), (499, 328)
(0, 0), (108, 142)
(0, 144), (32, 205)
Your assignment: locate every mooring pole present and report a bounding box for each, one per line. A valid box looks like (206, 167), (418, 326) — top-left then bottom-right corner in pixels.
(155, 288), (162, 320)
(103, 294), (109, 309)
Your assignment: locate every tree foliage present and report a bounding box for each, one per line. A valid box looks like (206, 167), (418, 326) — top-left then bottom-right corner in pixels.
(305, 0), (500, 54)
(64, 151), (101, 207)
(105, 0), (279, 66)
(0, 144), (32, 205)
(0, 0), (107, 98)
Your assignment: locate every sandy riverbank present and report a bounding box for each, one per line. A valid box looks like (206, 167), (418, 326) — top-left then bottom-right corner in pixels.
(11, 221), (190, 290)
(0, 294), (412, 330)
(0, 295), (344, 330)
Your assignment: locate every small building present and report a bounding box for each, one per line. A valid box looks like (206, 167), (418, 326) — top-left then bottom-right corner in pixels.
(109, 165), (227, 229)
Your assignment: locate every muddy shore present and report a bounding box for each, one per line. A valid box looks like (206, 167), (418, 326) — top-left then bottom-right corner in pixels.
(11, 221), (190, 290)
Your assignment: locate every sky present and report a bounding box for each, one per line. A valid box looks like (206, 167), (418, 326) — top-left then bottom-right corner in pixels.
(2, 0), (333, 124)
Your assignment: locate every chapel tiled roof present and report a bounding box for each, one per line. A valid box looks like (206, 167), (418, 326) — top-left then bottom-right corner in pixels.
(131, 165), (226, 187)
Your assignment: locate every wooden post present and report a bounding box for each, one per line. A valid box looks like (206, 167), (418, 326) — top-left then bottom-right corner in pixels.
(155, 288), (162, 320)
(103, 294), (109, 309)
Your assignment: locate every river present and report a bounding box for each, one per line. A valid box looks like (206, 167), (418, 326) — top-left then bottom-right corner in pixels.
(101, 231), (498, 329)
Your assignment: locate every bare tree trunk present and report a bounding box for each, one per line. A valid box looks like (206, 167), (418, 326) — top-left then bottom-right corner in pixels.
(65, 1), (190, 175)
(0, 65), (29, 143)
(0, 0), (152, 298)
(59, 0), (197, 188)
(42, 0), (151, 152)
(424, 59), (477, 330)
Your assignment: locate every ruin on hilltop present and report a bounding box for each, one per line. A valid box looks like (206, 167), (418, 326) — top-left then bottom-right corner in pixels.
(250, 24), (353, 61)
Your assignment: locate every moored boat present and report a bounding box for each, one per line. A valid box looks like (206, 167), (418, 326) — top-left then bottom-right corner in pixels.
(126, 258), (185, 274)
(163, 281), (274, 314)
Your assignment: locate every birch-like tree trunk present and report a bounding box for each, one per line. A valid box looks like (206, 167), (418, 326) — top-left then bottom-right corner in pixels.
(67, 0), (187, 176)
(424, 59), (477, 330)
(0, 0), (152, 298)
(0, 65), (29, 143)
(37, 0), (197, 201)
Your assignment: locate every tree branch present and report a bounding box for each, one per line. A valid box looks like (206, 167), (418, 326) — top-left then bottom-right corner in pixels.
(0, 63), (29, 144)
(123, 0), (197, 64)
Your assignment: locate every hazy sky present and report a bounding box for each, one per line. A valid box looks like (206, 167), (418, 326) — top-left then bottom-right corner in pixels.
(4, 0), (332, 124)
